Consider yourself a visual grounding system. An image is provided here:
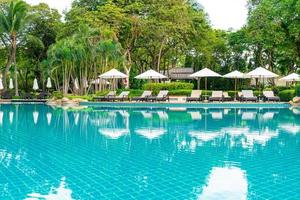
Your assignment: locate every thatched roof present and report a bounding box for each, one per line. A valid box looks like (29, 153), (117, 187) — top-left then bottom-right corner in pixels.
(161, 68), (194, 80)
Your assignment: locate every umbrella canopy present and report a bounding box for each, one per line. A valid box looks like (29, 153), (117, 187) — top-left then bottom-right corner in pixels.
(223, 70), (246, 79)
(33, 78), (39, 91)
(135, 69), (167, 80)
(0, 79), (3, 90)
(280, 73), (300, 82)
(9, 78), (14, 89)
(190, 68), (222, 78)
(46, 77), (52, 88)
(246, 67), (278, 78)
(99, 69), (128, 79)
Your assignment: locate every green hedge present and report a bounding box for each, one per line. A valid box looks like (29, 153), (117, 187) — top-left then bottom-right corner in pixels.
(278, 89), (296, 102)
(52, 91), (63, 99)
(143, 82), (194, 93)
(296, 84), (300, 97)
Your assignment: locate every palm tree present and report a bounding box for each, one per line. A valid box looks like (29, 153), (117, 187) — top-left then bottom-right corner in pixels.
(0, 0), (29, 95)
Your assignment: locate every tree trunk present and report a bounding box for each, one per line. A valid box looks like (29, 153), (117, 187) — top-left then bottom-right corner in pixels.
(124, 49), (132, 89)
(12, 35), (18, 96)
(3, 47), (13, 90)
(157, 39), (165, 72)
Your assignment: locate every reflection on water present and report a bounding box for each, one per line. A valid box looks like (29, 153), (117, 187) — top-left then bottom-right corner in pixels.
(26, 177), (72, 200)
(0, 104), (299, 199)
(198, 167), (248, 200)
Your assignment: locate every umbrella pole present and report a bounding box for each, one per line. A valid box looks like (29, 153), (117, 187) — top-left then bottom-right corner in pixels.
(205, 77), (208, 101)
(235, 78), (237, 101)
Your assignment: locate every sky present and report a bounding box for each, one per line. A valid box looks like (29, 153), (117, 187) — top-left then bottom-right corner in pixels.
(25, 0), (248, 30)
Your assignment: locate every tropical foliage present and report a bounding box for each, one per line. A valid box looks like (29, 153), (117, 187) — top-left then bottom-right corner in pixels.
(0, 0), (299, 96)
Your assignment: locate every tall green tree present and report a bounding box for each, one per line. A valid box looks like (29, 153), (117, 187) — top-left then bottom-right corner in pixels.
(0, 0), (29, 95)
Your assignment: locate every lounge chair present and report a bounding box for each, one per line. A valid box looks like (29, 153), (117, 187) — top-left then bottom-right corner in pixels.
(209, 91), (223, 102)
(132, 91), (152, 102)
(237, 92), (243, 101)
(263, 91), (280, 102)
(23, 92), (33, 100)
(186, 90), (202, 102)
(148, 90), (169, 102)
(241, 90), (258, 102)
(94, 91), (116, 101)
(1, 91), (12, 99)
(111, 91), (130, 102)
(37, 92), (49, 99)
(223, 92), (233, 101)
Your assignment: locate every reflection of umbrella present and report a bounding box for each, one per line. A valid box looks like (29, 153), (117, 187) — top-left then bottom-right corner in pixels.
(189, 131), (221, 142)
(280, 124), (300, 135)
(135, 69), (167, 80)
(33, 78), (39, 91)
(33, 111), (39, 124)
(0, 79), (3, 90)
(46, 77), (52, 89)
(9, 111), (13, 124)
(73, 113), (79, 126)
(46, 112), (52, 125)
(244, 129), (278, 147)
(190, 68), (221, 100)
(0, 111), (3, 125)
(223, 70), (247, 101)
(135, 128), (166, 140)
(9, 78), (14, 89)
(99, 128), (129, 139)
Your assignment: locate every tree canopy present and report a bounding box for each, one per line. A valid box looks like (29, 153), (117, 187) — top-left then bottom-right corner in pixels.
(0, 0), (298, 94)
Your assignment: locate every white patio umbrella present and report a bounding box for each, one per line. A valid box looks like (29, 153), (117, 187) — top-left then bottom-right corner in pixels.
(246, 67), (278, 96)
(99, 69), (128, 90)
(33, 78), (39, 91)
(74, 78), (79, 91)
(190, 68), (222, 100)
(280, 73), (300, 85)
(247, 67), (278, 78)
(135, 69), (167, 80)
(0, 79), (3, 90)
(46, 77), (52, 89)
(9, 78), (14, 89)
(223, 70), (246, 101)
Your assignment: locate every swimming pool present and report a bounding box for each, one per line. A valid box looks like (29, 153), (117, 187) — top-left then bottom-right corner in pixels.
(0, 104), (299, 199)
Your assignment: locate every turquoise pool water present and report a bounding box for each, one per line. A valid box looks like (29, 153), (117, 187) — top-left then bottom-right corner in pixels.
(0, 104), (299, 199)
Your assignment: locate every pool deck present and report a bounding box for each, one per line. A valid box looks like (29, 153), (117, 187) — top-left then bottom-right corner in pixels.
(80, 101), (290, 109)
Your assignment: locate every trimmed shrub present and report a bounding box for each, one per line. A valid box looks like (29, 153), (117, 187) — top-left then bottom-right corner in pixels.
(95, 91), (109, 97)
(169, 90), (192, 96)
(52, 91), (63, 99)
(278, 89), (296, 102)
(296, 84), (300, 97)
(143, 82), (194, 94)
